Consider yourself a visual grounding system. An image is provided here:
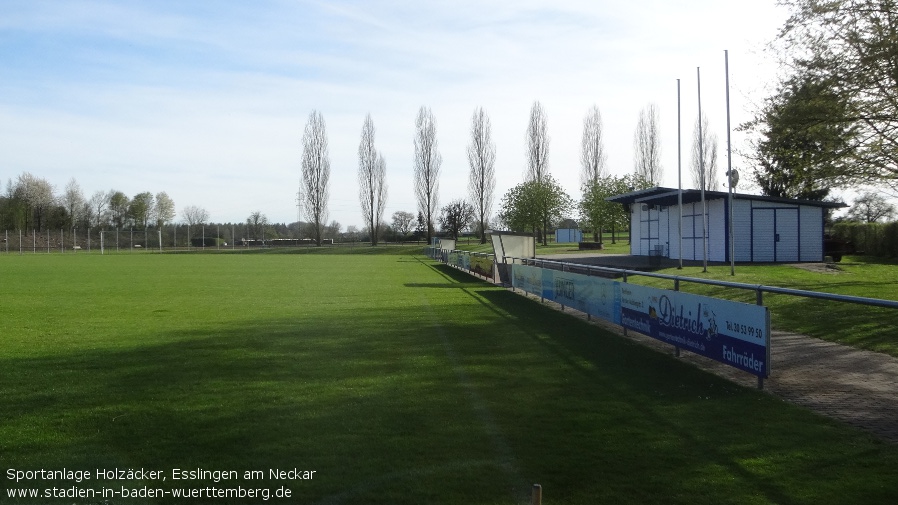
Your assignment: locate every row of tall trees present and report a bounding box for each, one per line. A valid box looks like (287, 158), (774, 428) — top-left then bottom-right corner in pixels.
(301, 98), (680, 247)
(0, 173), (178, 232)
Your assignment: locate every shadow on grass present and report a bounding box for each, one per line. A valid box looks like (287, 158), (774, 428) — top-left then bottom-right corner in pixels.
(3, 270), (898, 504)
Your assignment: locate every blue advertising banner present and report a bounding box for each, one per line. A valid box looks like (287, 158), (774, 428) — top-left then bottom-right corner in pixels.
(619, 284), (770, 377)
(512, 264), (621, 325)
(511, 264), (544, 298)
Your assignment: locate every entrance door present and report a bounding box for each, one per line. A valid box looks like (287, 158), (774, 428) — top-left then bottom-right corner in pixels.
(752, 207), (799, 262)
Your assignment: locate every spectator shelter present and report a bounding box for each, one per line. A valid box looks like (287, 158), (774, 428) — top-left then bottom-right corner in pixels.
(607, 187), (847, 263)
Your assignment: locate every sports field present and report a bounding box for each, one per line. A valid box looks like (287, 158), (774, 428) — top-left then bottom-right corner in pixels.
(2, 251), (897, 504)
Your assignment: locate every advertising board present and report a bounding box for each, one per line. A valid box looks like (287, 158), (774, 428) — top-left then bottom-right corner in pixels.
(512, 264), (621, 325)
(511, 263), (771, 378)
(619, 283), (770, 377)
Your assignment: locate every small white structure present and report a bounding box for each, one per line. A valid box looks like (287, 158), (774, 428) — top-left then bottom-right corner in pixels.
(607, 187), (847, 263)
(487, 231), (535, 261)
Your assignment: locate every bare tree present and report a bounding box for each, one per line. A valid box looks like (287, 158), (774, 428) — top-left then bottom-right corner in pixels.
(246, 211), (269, 240)
(302, 110), (331, 246)
(467, 107), (496, 244)
(391, 210), (415, 240)
(62, 178), (85, 229)
(580, 105), (608, 187)
(154, 191), (176, 228)
(848, 192), (896, 223)
(413, 106), (442, 243)
(324, 220), (341, 239)
(439, 199), (475, 241)
(633, 103), (662, 185)
(358, 113), (388, 245)
(181, 205), (209, 226)
(691, 112), (719, 191)
(526, 101), (550, 183)
(88, 190), (109, 227)
(525, 101), (552, 242)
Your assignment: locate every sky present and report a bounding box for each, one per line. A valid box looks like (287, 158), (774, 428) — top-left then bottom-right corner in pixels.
(0, 0), (793, 229)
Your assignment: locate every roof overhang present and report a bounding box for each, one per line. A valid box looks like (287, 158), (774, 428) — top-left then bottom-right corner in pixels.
(606, 187), (848, 209)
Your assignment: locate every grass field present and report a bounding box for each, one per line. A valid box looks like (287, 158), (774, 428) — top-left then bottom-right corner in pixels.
(626, 256), (898, 358)
(2, 251), (898, 504)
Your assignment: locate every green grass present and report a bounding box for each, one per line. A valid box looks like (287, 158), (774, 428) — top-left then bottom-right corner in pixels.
(455, 233), (630, 256)
(622, 256), (898, 357)
(1, 253), (897, 504)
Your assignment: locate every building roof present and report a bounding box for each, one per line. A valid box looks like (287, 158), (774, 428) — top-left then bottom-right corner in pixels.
(606, 186), (848, 209)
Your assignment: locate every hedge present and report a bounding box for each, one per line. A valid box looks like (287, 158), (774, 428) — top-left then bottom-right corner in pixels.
(831, 221), (898, 257)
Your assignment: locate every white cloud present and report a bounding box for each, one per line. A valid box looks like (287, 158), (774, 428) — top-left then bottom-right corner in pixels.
(0, 0), (791, 228)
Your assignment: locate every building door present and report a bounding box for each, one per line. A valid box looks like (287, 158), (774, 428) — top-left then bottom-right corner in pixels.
(752, 207), (799, 262)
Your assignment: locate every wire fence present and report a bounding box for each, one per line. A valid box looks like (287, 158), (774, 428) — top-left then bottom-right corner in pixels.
(2, 227), (278, 254)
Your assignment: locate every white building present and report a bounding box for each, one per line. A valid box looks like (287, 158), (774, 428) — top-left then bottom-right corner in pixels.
(607, 187), (847, 263)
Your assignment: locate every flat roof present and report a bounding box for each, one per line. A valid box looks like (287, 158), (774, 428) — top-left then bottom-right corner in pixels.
(606, 187), (847, 209)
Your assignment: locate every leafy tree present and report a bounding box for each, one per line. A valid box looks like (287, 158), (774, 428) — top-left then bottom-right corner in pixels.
(580, 174), (646, 244)
(439, 199), (474, 241)
(414, 211), (427, 242)
(743, 75), (856, 200)
(12, 172), (55, 231)
(108, 191), (130, 228)
(154, 191), (176, 228)
(498, 175), (573, 244)
(129, 192), (154, 229)
(777, 0), (898, 190)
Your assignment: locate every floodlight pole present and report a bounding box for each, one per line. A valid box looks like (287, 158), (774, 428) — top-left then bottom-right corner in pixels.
(698, 67), (708, 273)
(677, 78), (683, 270)
(725, 50), (736, 276)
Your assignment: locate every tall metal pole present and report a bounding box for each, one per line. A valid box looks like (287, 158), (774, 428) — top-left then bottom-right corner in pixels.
(677, 78), (683, 269)
(725, 50), (736, 276)
(698, 67), (708, 272)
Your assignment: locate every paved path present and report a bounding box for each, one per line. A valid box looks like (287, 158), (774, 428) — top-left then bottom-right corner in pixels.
(518, 290), (898, 444)
(525, 253), (898, 443)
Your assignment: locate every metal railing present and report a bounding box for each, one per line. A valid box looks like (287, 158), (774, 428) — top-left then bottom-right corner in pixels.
(508, 256), (898, 310)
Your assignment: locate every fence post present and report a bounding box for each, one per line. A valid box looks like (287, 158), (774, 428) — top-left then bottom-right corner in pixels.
(531, 484), (542, 505)
(673, 277), (681, 356)
(756, 286), (765, 390)
(622, 272), (628, 337)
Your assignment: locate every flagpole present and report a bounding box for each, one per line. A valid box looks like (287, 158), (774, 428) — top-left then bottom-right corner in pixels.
(677, 78), (683, 270)
(698, 67), (708, 273)
(725, 50), (735, 276)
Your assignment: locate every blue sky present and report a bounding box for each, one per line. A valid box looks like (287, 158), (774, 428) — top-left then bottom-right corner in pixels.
(0, 0), (789, 228)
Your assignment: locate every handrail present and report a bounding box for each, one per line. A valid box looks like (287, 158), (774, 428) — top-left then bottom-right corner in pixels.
(510, 256), (898, 310)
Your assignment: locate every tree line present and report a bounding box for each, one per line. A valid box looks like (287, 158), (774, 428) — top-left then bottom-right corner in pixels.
(298, 99), (676, 248)
(7, 93), (728, 246)
(0, 173), (177, 232)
